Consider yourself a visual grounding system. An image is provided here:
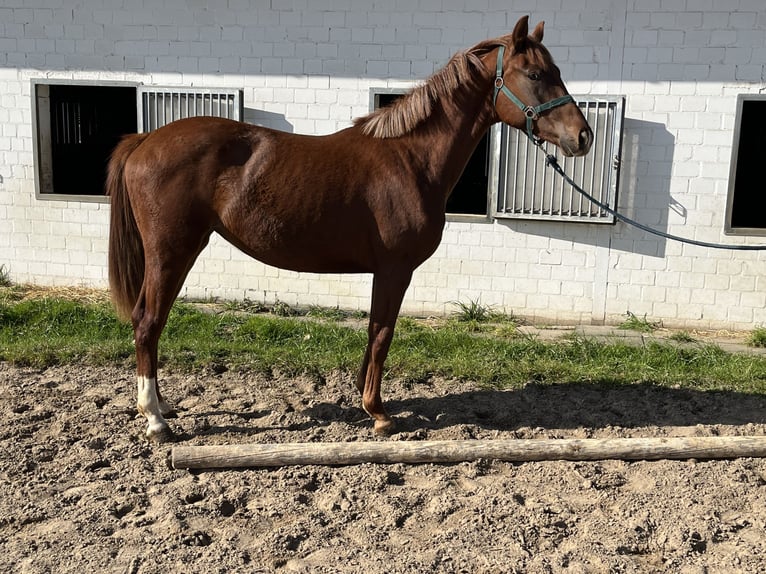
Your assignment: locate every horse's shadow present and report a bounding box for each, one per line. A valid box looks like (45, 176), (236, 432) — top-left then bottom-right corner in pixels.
(186, 382), (766, 439)
(304, 382), (766, 435)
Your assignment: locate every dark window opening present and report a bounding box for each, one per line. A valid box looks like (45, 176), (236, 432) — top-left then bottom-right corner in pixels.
(374, 92), (489, 216)
(49, 85), (137, 196)
(726, 95), (766, 235)
(448, 134), (489, 215)
(35, 84), (137, 198)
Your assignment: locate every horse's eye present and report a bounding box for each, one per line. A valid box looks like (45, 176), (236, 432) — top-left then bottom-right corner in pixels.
(528, 71), (541, 81)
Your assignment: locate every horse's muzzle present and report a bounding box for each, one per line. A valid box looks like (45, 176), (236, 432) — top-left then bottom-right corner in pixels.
(561, 127), (593, 157)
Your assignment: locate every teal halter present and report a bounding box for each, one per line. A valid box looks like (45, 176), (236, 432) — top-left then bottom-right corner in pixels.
(493, 45), (575, 144)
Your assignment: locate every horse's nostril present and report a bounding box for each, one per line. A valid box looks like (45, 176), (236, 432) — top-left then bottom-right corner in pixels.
(579, 128), (593, 152)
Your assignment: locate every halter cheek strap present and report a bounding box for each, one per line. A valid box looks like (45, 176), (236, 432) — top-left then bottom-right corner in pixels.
(493, 45), (575, 144)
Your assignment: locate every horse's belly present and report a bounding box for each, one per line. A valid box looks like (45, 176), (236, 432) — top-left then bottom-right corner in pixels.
(256, 251), (373, 274)
(218, 227), (375, 275)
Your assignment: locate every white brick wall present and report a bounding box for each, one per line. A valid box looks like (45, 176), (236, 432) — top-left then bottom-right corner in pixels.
(1, 1), (765, 329)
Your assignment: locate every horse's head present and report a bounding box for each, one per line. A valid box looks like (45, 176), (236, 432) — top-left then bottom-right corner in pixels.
(490, 16), (592, 157)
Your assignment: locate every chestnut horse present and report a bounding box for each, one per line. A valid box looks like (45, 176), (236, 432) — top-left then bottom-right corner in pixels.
(107, 16), (592, 442)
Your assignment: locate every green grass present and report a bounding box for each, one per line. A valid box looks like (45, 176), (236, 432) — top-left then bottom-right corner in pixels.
(270, 300), (296, 317)
(448, 298), (522, 334)
(0, 265), (11, 288)
(668, 330), (696, 344)
(0, 296), (134, 366)
(220, 298), (267, 314)
(619, 311), (662, 333)
(306, 305), (350, 321)
(748, 328), (766, 348)
(1, 288), (766, 394)
(451, 298), (496, 322)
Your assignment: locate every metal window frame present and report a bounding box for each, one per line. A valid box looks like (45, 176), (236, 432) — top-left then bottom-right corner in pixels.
(491, 95), (625, 224)
(32, 81), (244, 203)
(31, 78), (138, 203)
(724, 94), (766, 236)
(367, 86), (409, 112)
(137, 86), (243, 132)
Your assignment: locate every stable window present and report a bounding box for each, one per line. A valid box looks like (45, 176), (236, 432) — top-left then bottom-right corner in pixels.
(32, 80), (243, 202)
(725, 95), (766, 236)
(32, 81), (137, 201)
(138, 87), (242, 132)
(492, 95), (625, 223)
(371, 89), (489, 217)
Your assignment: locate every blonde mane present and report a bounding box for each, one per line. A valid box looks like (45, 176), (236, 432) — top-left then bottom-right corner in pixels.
(354, 41), (504, 139)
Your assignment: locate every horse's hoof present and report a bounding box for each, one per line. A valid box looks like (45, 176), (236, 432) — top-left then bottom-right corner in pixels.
(147, 426), (176, 444)
(374, 418), (396, 436)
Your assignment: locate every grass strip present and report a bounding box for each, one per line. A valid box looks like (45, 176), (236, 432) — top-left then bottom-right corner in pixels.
(1, 293), (766, 394)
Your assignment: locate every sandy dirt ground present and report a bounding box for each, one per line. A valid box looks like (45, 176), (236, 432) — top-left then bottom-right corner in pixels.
(2, 361), (766, 573)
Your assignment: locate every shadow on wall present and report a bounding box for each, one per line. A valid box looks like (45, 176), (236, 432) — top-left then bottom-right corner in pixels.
(499, 118), (676, 259)
(616, 118), (676, 259)
(244, 108), (294, 133)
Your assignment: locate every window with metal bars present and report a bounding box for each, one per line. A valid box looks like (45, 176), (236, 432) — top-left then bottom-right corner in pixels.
(32, 81), (243, 201)
(492, 96), (625, 223)
(138, 87), (243, 132)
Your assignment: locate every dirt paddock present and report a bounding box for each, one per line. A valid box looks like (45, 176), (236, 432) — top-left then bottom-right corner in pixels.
(2, 362), (766, 573)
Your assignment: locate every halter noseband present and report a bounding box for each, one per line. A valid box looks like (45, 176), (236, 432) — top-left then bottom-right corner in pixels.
(492, 45), (574, 145)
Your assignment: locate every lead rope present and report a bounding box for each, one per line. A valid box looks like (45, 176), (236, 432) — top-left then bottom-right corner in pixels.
(533, 142), (766, 251)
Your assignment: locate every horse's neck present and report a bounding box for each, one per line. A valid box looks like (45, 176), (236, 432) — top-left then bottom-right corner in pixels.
(409, 87), (496, 201)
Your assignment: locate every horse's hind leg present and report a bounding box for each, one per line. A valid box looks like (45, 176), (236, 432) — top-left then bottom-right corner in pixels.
(133, 239), (209, 443)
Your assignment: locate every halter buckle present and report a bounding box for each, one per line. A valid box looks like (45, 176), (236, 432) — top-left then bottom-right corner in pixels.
(523, 106), (538, 120)
(494, 76), (504, 89)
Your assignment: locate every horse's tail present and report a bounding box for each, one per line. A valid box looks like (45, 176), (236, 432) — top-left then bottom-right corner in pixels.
(106, 133), (149, 322)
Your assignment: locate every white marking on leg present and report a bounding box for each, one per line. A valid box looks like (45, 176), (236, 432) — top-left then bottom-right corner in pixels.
(137, 376), (168, 437)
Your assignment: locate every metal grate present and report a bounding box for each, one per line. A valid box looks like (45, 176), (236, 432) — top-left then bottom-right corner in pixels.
(52, 100), (84, 144)
(137, 87), (243, 132)
(494, 96), (624, 223)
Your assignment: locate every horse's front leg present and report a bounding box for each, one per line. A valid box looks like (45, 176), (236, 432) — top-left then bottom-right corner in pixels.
(358, 271), (412, 435)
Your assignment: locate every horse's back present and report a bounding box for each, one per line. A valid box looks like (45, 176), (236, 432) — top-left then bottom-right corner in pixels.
(126, 117), (258, 180)
(122, 117), (268, 220)
(120, 115), (443, 274)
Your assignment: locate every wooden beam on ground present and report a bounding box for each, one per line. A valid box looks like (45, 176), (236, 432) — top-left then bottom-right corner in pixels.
(170, 436), (766, 470)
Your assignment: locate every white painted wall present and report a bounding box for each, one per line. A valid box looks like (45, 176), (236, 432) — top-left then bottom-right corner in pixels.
(1, 1), (765, 329)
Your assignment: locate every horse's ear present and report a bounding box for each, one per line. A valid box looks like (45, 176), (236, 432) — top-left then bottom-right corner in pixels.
(531, 21), (545, 42)
(511, 15), (530, 52)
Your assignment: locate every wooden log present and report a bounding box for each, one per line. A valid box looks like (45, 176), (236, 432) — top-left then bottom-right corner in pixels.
(170, 436), (766, 470)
